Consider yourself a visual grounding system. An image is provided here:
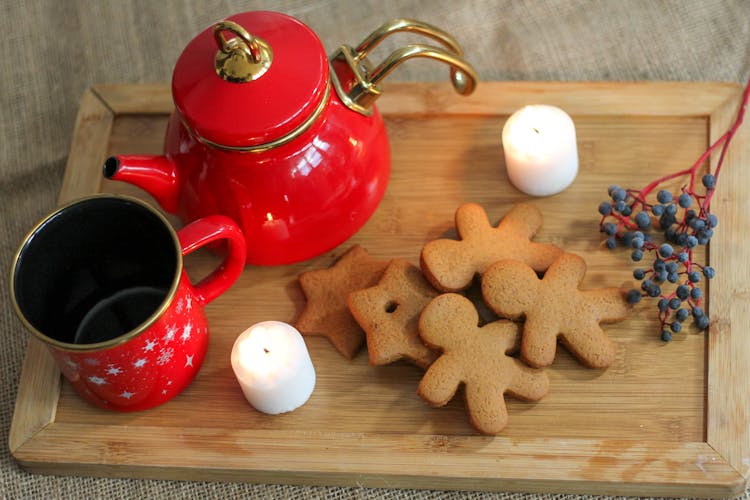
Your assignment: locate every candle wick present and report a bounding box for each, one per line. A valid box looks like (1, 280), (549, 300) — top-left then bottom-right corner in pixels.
(263, 348), (270, 354)
(532, 127), (540, 134)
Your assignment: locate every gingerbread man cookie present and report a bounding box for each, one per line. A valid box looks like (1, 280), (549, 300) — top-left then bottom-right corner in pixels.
(482, 253), (630, 369)
(348, 259), (440, 369)
(295, 245), (388, 359)
(420, 203), (562, 292)
(417, 293), (549, 435)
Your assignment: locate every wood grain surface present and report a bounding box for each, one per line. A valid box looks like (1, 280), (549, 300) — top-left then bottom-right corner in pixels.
(8, 82), (749, 497)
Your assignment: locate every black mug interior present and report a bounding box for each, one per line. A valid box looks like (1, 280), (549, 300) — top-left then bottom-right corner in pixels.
(13, 197), (179, 346)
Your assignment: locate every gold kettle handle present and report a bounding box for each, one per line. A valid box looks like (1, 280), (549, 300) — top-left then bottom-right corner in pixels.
(330, 19), (478, 115)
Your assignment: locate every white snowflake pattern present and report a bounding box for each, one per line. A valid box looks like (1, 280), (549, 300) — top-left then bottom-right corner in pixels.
(84, 358), (100, 366)
(180, 323), (193, 342)
(175, 298), (184, 314)
(133, 358), (148, 368)
(185, 354), (194, 367)
(156, 347), (174, 366)
(167, 380), (173, 386)
(106, 365), (122, 376)
(163, 325), (178, 343)
(185, 296), (192, 311)
(88, 376), (106, 385)
(142, 340), (158, 352)
(162, 389), (168, 395)
(120, 391), (134, 399)
(65, 358), (79, 370)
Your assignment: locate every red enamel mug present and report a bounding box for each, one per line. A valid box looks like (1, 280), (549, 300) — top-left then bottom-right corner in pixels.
(10, 195), (246, 411)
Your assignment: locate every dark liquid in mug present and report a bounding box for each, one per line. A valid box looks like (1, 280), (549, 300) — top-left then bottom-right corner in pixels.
(73, 286), (167, 345)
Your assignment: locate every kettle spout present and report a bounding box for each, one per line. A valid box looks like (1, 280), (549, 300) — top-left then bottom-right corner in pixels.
(103, 155), (180, 214)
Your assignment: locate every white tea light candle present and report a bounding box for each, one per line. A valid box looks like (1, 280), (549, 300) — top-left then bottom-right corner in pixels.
(501, 105), (578, 196)
(231, 321), (316, 414)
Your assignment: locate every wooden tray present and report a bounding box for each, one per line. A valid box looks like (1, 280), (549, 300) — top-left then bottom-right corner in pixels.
(9, 82), (750, 497)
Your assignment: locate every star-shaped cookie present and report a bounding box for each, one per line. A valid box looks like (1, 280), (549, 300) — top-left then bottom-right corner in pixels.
(295, 245), (388, 359)
(347, 259), (440, 369)
(420, 202), (563, 292)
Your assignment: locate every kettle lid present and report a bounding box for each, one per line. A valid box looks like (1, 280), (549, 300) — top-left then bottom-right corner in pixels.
(172, 11), (329, 150)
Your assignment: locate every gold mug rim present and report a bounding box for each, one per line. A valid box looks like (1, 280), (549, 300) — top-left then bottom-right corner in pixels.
(9, 194), (184, 353)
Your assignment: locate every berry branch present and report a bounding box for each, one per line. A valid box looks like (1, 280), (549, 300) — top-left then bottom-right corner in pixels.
(597, 77), (750, 341)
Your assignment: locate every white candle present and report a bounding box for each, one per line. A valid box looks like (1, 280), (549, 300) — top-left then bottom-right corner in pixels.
(501, 105), (578, 196)
(231, 321), (315, 414)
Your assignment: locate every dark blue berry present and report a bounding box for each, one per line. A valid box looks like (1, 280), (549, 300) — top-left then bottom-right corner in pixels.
(598, 201), (612, 215)
(678, 193), (692, 208)
(606, 237), (617, 249)
(676, 285), (690, 300)
(707, 213), (718, 228)
(688, 271), (701, 283)
(686, 235), (698, 248)
(675, 233), (688, 246)
(677, 252), (689, 263)
(665, 262), (678, 273)
(675, 308), (689, 322)
(703, 266), (715, 279)
(634, 212), (650, 229)
(685, 209), (697, 222)
(670, 321), (682, 333)
(651, 204), (664, 216)
(658, 243), (673, 258)
(631, 249), (644, 262)
(641, 279), (654, 291)
(661, 330), (672, 342)
(690, 287), (702, 300)
(621, 231), (634, 247)
(657, 190), (672, 204)
(603, 222), (617, 235)
(633, 268), (646, 280)
(608, 185), (621, 196)
(660, 214), (677, 230)
(653, 259), (666, 272)
(667, 272), (679, 283)
(621, 205), (632, 216)
(689, 218), (705, 231)
(692, 306), (704, 318)
(695, 315), (709, 330)
(612, 188), (627, 202)
(655, 270), (668, 283)
(668, 297), (682, 310)
(665, 203), (678, 216)
(702, 173), (716, 189)
(648, 285), (661, 298)
(626, 289), (642, 304)
(658, 298), (669, 312)
(614, 200), (626, 212)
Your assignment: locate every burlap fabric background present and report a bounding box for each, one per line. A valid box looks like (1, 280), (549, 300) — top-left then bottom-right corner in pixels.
(2, 0), (749, 498)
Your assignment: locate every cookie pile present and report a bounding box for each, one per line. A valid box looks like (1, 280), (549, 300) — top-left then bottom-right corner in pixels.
(294, 202), (631, 435)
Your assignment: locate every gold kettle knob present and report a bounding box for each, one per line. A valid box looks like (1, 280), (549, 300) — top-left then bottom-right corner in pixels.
(213, 20), (273, 83)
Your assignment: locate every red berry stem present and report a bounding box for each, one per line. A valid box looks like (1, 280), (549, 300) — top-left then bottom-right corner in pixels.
(621, 77), (749, 208)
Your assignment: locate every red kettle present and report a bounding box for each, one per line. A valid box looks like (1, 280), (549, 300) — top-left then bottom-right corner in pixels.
(104, 11), (477, 265)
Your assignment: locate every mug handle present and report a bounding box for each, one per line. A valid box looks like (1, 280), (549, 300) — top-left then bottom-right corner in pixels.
(176, 215), (247, 305)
